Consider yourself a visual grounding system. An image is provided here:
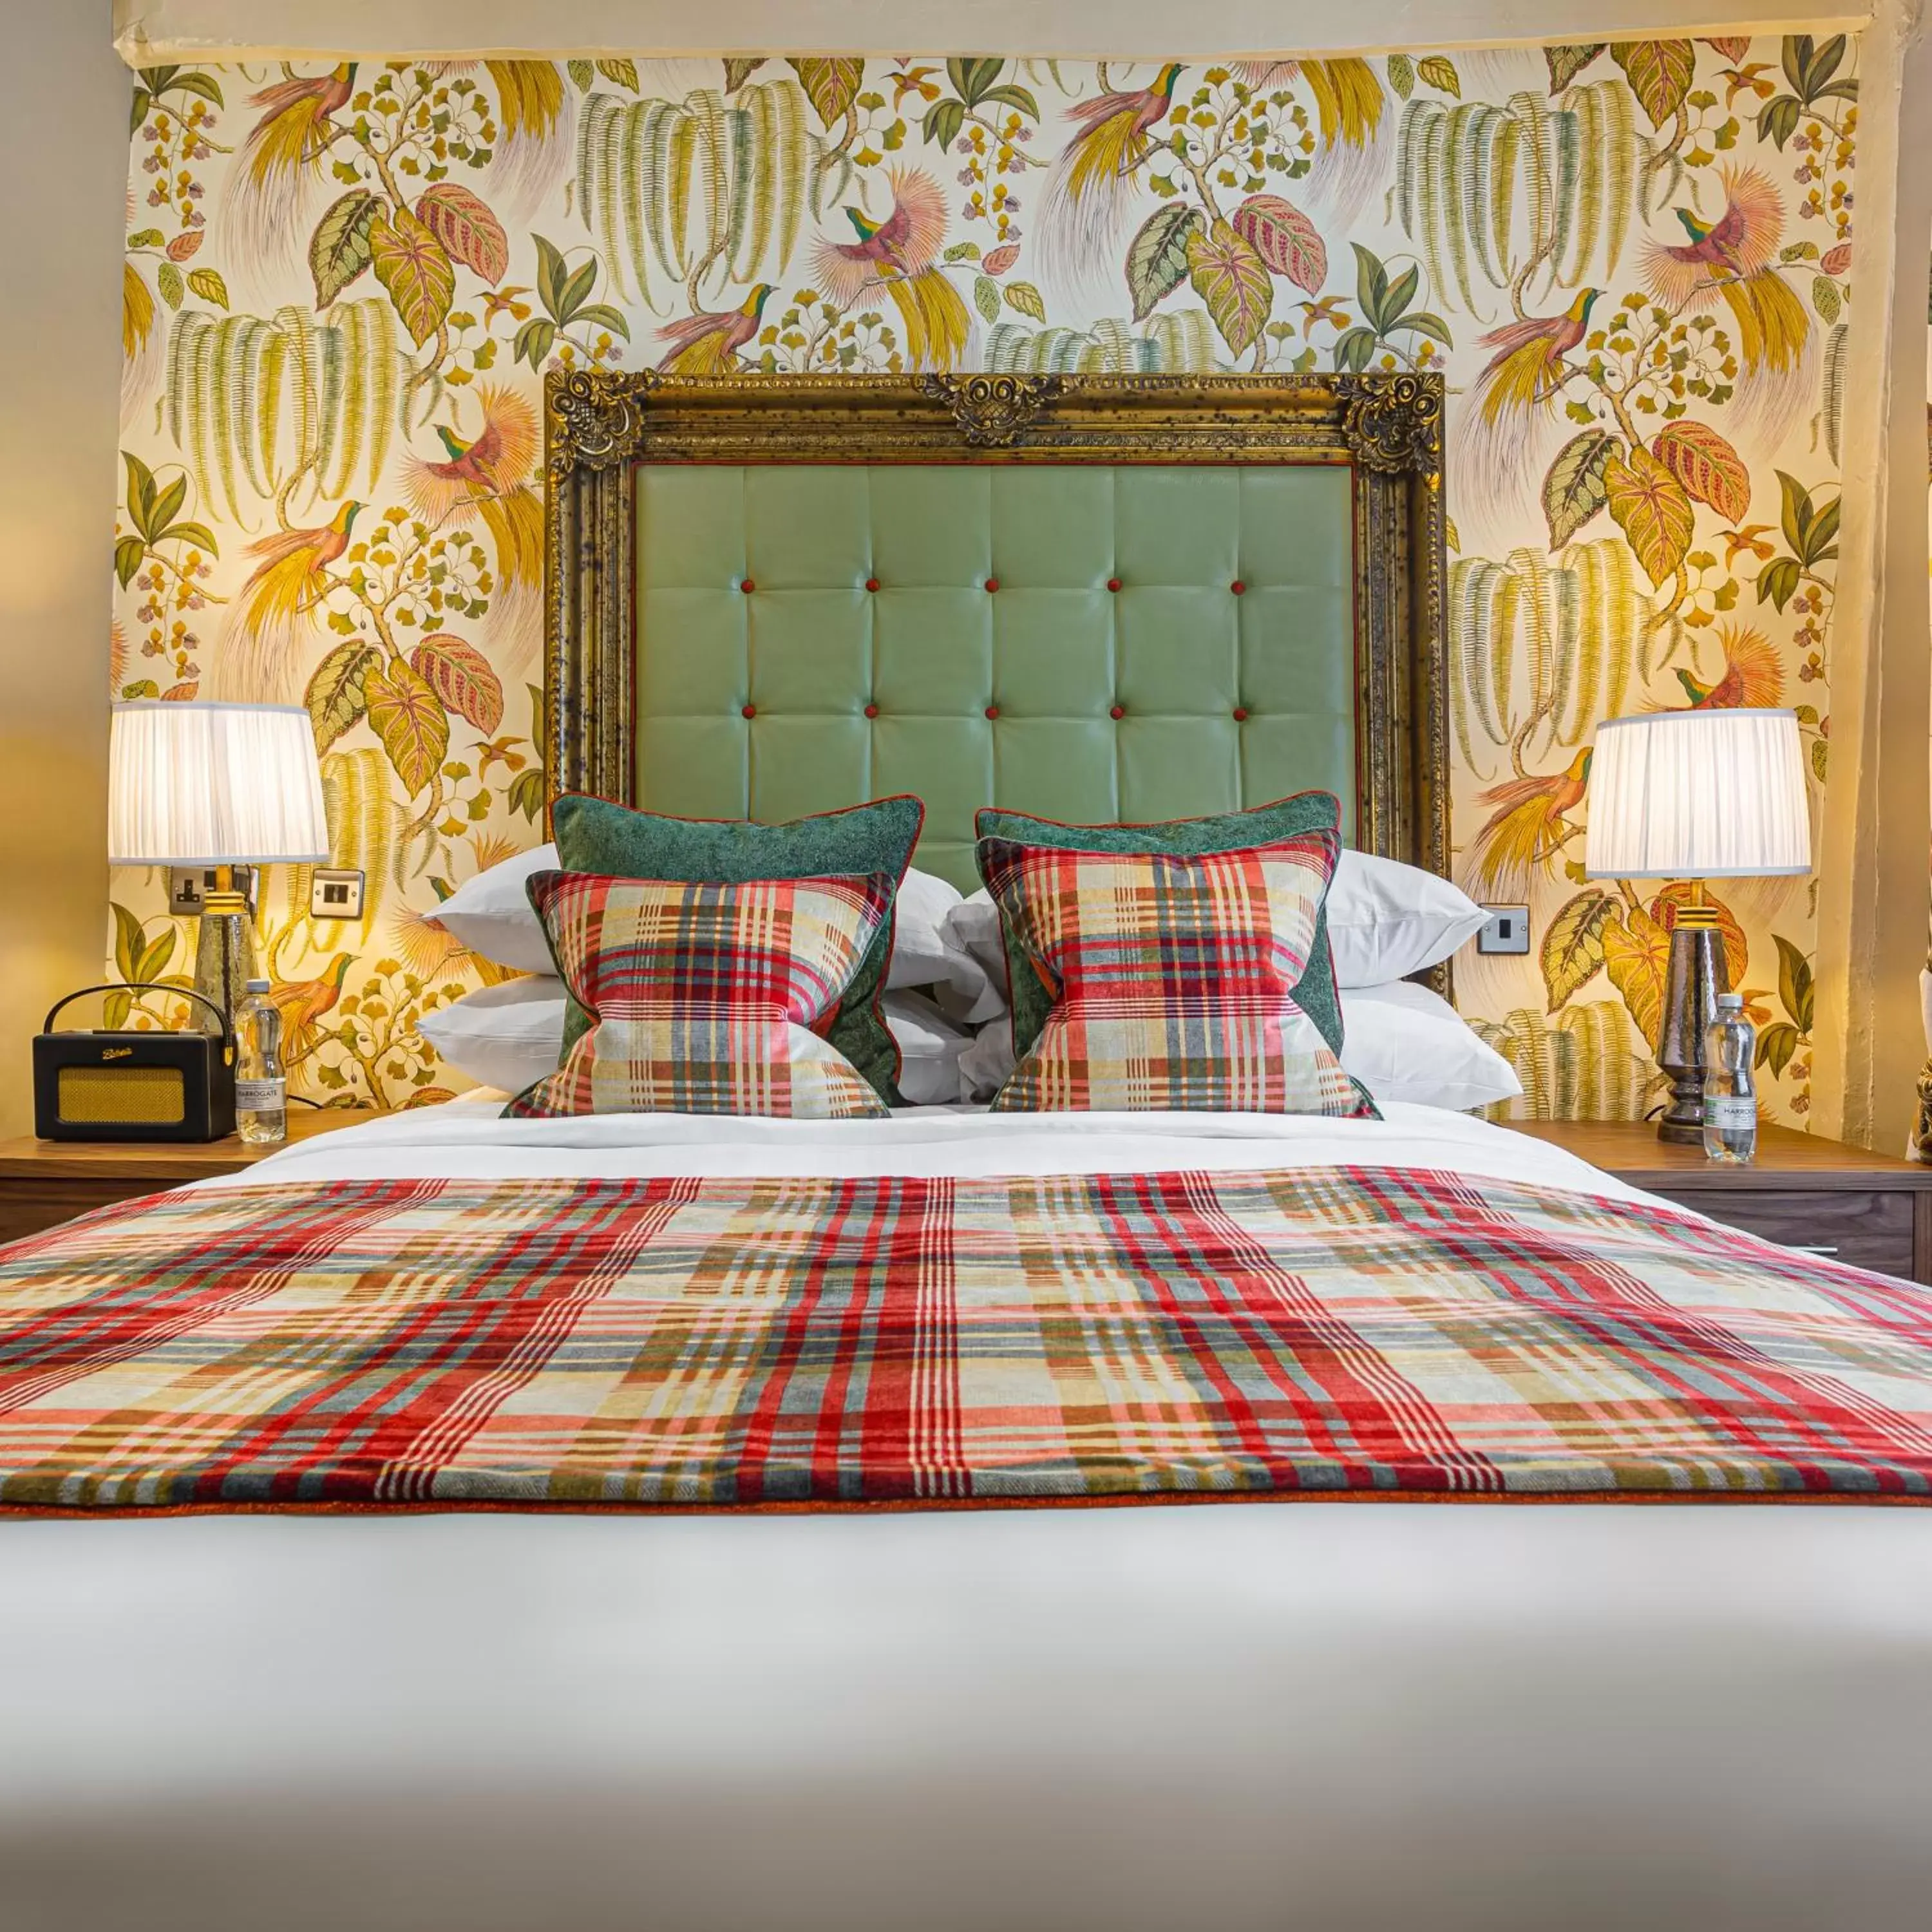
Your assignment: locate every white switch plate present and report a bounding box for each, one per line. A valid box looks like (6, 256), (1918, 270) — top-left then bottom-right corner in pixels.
(309, 868), (366, 921)
(1477, 904), (1532, 955)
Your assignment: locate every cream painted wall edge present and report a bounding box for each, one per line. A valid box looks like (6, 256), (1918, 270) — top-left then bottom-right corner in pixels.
(113, 0), (1870, 62)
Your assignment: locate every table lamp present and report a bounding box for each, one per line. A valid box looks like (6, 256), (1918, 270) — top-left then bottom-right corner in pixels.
(1585, 707), (1812, 1142)
(108, 702), (330, 1031)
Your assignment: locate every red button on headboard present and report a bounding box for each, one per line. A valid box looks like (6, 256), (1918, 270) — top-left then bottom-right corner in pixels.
(1106, 577), (1122, 593)
(984, 705), (1000, 720)
(865, 578), (880, 592)
(739, 578), (755, 593)
(984, 577), (1000, 593)
(864, 703), (880, 719)
(1232, 707), (1249, 723)
(1109, 705), (1125, 721)
(1230, 580), (1246, 596)
(741, 703), (757, 719)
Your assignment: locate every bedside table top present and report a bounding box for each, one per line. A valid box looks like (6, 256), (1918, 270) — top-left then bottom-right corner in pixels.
(0, 1108), (380, 1182)
(1502, 1120), (1932, 1193)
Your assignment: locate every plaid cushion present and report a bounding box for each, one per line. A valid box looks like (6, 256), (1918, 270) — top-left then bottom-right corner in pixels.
(979, 834), (1378, 1117)
(507, 871), (892, 1119)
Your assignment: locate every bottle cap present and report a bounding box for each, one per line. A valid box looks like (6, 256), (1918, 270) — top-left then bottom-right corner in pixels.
(244, 978), (270, 993)
(1716, 992), (1743, 1009)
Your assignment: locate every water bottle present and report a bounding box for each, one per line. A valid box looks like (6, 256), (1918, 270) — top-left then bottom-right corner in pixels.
(234, 978), (287, 1146)
(1702, 991), (1757, 1164)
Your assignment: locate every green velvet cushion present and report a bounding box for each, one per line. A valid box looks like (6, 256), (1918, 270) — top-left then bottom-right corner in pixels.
(551, 792), (923, 1105)
(974, 792), (1346, 1062)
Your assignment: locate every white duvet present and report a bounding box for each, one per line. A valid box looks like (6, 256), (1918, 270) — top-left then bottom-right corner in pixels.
(6, 1100), (1930, 1932)
(207, 1092), (1654, 1197)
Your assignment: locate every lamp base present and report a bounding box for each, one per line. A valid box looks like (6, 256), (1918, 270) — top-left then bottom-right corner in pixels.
(1656, 905), (1726, 1144)
(191, 876), (258, 1035)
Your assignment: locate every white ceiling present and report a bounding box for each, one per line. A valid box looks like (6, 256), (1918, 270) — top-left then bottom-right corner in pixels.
(113, 0), (1871, 63)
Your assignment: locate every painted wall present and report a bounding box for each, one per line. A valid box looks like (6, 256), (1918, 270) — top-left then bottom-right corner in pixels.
(111, 40), (1861, 1115)
(0, 5), (126, 1136)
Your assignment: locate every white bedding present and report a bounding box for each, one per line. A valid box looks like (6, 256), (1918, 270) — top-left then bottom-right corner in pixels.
(5, 1101), (1929, 1931)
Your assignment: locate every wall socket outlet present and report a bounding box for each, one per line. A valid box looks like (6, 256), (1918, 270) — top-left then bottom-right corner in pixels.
(167, 866), (256, 916)
(1477, 904), (1533, 955)
(309, 868), (366, 921)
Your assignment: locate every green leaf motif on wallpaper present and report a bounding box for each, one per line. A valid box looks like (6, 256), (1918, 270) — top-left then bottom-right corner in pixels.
(117, 449), (217, 587)
(1541, 428), (1618, 548)
(1602, 447), (1695, 587)
(1540, 887), (1616, 1012)
(369, 207), (457, 347)
(1125, 204), (1201, 321)
(1003, 280), (1046, 323)
(1758, 35), (1857, 149)
(310, 191), (383, 307)
(1186, 218), (1273, 358)
(1543, 45), (1605, 92)
(305, 639), (382, 752)
(1609, 40), (1696, 127)
(365, 659), (450, 798)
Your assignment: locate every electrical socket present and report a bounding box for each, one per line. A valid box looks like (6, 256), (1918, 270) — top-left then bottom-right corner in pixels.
(310, 868), (366, 922)
(1477, 904), (1532, 956)
(167, 866), (256, 915)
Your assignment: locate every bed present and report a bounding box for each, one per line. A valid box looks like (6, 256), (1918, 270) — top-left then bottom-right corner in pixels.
(4, 373), (1930, 1931)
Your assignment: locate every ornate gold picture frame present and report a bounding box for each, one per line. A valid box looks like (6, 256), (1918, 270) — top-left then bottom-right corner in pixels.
(544, 370), (1448, 877)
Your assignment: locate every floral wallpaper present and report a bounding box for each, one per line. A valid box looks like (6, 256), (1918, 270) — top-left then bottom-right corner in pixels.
(111, 38), (1859, 1117)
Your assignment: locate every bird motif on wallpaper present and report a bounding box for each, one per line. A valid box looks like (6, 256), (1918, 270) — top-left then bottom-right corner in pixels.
(1041, 64), (1186, 281)
(811, 170), (971, 370)
(1468, 748), (1594, 896)
(233, 502), (362, 656)
(242, 63), (357, 194)
(1673, 623), (1785, 710)
(1642, 166), (1808, 376)
(268, 955), (354, 1069)
(1469, 290), (1603, 428)
(401, 387), (544, 606)
(654, 285), (776, 376)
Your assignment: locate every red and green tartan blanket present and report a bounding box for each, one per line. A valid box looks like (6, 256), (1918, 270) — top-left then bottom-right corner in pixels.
(3, 1168), (1931, 1513)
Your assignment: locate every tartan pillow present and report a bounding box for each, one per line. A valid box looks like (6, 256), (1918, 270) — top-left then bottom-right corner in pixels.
(977, 833), (1378, 1118)
(974, 793), (1347, 1063)
(552, 794), (923, 1107)
(506, 870), (893, 1120)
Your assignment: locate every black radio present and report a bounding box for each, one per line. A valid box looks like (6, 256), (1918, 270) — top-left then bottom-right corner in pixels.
(33, 985), (236, 1142)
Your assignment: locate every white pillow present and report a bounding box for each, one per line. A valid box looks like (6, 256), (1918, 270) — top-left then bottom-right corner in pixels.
(957, 984), (1520, 1113)
(415, 975), (567, 1095)
(1325, 851), (1488, 988)
(882, 990), (972, 1106)
(430, 843), (560, 974)
(887, 869), (1001, 1019)
(1339, 980), (1521, 1113)
(416, 977), (975, 1106)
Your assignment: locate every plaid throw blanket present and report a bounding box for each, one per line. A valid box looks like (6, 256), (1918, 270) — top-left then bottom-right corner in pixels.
(3, 1168), (1930, 1512)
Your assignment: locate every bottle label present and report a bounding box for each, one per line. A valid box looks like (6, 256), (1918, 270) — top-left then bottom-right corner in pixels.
(236, 1079), (285, 1112)
(1704, 1095), (1756, 1129)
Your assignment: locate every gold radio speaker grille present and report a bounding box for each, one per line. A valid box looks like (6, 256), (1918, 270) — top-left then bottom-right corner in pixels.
(58, 1065), (186, 1124)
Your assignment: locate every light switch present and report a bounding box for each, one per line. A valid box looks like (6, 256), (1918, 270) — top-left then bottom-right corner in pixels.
(1477, 904), (1532, 955)
(309, 868), (366, 921)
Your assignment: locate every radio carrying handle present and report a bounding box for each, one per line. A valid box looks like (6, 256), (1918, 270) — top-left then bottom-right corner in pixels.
(42, 983), (233, 1046)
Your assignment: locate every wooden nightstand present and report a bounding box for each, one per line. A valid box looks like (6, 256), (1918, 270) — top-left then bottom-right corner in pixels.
(0, 1108), (379, 1245)
(1505, 1120), (1932, 1284)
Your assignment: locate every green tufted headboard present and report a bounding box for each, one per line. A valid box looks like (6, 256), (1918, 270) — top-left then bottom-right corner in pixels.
(545, 372), (1448, 895)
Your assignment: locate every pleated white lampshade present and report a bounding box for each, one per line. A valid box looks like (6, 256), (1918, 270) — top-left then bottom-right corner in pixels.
(108, 702), (328, 866)
(1585, 708), (1811, 880)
